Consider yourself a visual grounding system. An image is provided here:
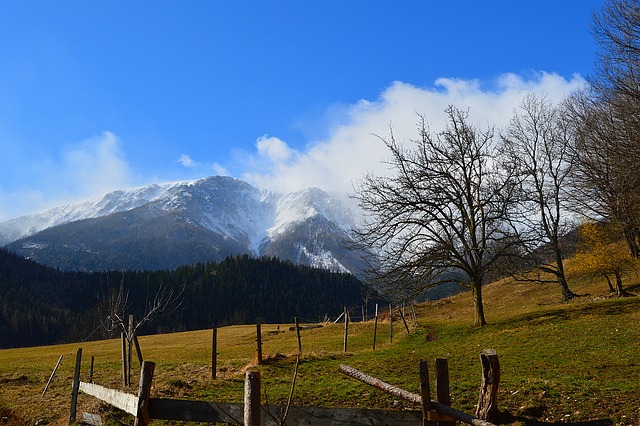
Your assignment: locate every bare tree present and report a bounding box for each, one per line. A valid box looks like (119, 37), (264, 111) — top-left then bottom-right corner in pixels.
(102, 275), (183, 385)
(565, 90), (640, 257)
(352, 106), (520, 327)
(568, 0), (640, 257)
(590, 0), (640, 104)
(502, 94), (578, 300)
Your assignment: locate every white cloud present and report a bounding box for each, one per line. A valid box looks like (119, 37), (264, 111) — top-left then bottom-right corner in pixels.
(242, 72), (587, 197)
(0, 131), (135, 220)
(0, 72), (588, 222)
(59, 131), (134, 198)
(211, 162), (230, 176)
(256, 135), (294, 163)
(178, 154), (197, 167)
(179, 153), (231, 177)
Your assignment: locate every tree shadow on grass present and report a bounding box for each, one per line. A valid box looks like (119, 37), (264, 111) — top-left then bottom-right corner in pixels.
(493, 293), (639, 329)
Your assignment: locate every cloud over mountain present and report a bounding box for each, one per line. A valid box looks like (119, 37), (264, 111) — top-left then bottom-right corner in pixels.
(242, 72), (586, 197)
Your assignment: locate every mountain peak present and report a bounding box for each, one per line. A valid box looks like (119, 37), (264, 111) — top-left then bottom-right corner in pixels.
(0, 176), (364, 274)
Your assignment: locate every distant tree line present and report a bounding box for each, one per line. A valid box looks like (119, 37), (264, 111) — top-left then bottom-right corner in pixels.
(0, 248), (367, 349)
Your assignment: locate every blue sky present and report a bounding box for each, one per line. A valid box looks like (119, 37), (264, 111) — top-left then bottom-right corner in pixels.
(0, 1), (602, 220)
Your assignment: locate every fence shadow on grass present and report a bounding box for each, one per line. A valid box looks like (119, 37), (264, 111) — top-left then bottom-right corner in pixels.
(500, 412), (614, 426)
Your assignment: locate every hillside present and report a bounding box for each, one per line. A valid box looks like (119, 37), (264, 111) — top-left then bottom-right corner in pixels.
(0, 259), (638, 425)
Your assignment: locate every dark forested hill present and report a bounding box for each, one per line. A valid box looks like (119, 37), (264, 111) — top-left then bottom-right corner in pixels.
(0, 248), (367, 349)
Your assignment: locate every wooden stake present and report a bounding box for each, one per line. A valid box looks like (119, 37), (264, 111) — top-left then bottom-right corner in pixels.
(134, 361), (155, 426)
(211, 327), (217, 379)
(121, 332), (128, 386)
(133, 335), (143, 367)
(68, 348), (82, 425)
(343, 307), (349, 352)
(128, 314), (134, 386)
(244, 371), (261, 426)
(42, 355), (63, 398)
(294, 317), (302, 356)
(389, 304), (393, 343)
(411, 303), (418, 328)
(419, 360), (431, 426)
(256, 323), (262, 365)
(372, 303), (379, 350)
(475, 349), (500, 421)
(399, 306), (411, 334)
(436, 358), (455, 426)
(89, 355), (95, 384)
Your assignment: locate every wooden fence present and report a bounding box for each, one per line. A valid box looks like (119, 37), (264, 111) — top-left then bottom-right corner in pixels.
(68, 347), (499, 426)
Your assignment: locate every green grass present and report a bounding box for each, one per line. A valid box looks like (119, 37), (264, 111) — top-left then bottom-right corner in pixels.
(1, 274), (639, 425)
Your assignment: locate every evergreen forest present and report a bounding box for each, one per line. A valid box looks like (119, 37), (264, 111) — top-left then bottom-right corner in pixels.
(0, 248), (367, 349)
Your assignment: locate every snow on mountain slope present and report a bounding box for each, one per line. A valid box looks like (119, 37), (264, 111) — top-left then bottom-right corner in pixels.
(269, 188), (355, 237)
(0, 176), (363, 274)
(0, 182), (184, 245)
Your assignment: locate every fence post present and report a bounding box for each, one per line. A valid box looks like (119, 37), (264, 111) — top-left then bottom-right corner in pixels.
(68, 348), (82, 425)
(476, 349), (500, 421)
(343, 307), (349, 352)
(212, 327), (217, 379)
(389, 304), (393, 343)
(121, 332), (128, 386)
(128, 314), (134, 385)
(399, 306), (411, 334)
(133, 335), (143, 367)
(256, 323), (263, 365)
(436, 358), (455, 426)
(295, 317), (302, 356)
(411, 303), (418, 328)
(419, 360), (431, 426)
(89, 355), (95, 384)
(372, 303), (379, 350)
(244, 371), (261, 426)
(134, 361), (155, 426)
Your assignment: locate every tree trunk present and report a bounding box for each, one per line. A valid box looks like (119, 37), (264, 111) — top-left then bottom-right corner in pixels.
(554, 253), (576, 300)
(623, 226), (639, 258)
(472, 282), (487, 327)
(557, 275), (577, 301)
(603, 274), (615, 292)
(614, 272), (625, 296)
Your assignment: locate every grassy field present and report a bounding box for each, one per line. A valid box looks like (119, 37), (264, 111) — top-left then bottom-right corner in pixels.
(1, 265), (639, 425)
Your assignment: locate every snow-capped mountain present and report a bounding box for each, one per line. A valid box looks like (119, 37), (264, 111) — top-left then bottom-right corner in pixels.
(0, 176), (365, 274)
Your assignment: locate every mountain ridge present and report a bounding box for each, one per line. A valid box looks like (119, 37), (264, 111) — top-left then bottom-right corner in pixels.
(0, 176), (364, 274)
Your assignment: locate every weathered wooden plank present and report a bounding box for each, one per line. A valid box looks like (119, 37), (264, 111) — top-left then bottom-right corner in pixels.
(339, 363), (497, 426)
(147, 400), (421, 425)
(147, 400), (244, 423)
(79, 381), (138, 415)
(339, 364), (421, 404)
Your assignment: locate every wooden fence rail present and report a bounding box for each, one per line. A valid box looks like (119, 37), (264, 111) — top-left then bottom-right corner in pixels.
(70, 347), (499, 426)
(338, 364), (496, 426)
(70, 348), (421, 425)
